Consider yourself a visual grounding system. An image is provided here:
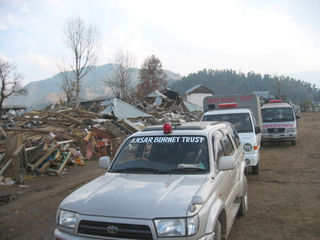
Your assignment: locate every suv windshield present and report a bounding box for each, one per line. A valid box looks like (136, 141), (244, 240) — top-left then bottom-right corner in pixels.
(262, 107), (294, 122)
(109, 135), (209, 174)
(202, 113), (253, 133)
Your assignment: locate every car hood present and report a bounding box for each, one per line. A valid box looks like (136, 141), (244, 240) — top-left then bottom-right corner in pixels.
(238, 132), (256, 144)
(60, 173), (207, 219)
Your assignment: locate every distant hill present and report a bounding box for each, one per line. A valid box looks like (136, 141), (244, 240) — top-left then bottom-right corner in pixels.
(170, 69), (320, 104)
(7, 64), (182, 108)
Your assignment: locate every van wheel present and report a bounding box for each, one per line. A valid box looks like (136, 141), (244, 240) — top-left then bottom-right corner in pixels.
(252, 162), (260, 175)
(238, 176), (248, 216)
(214, 220), (222, 240)
(291, 140), (296, 146)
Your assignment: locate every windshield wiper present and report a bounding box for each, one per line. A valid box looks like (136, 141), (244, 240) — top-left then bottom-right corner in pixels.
(168, 167), (207, 173)
(110, 167), (160, 173)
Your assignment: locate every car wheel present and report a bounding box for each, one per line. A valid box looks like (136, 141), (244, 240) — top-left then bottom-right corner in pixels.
(291, 140), (296, 146)
(252, 162), (260, 175)
(238, 175), (248, 216)
(214, 219), (222, 240)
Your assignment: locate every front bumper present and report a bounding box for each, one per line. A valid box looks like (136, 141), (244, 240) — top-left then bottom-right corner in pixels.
(55, 228), (210, 240)
(244, 151), (259, 167)
(54, 214), (208, 240)
(262, 132), (297, 142)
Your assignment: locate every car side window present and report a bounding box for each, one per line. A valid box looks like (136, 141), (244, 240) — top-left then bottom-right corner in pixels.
(221, 135), (234, 156)
(230, 128), (241, 148)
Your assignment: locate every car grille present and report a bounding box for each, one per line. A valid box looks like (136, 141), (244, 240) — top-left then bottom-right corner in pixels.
(78, 220), (153, 240)
(268, 128), (285, 133)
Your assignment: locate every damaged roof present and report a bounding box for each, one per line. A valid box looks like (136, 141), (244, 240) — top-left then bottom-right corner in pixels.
(100, 98), (153, 120)
(147, 90), (168, 99)
(185, 84), (214, 95)
(183, 101), (203, 112)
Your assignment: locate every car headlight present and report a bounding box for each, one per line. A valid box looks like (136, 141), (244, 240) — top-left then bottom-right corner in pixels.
(243, 143), (252, 152)
(154, 215), (199, 237)
(58, 210), (79, 229)
(187, 215), (199, 236)
(286, 128), (296, 132)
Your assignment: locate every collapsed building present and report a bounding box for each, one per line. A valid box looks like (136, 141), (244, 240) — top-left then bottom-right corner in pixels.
(0, 86), (211, 185)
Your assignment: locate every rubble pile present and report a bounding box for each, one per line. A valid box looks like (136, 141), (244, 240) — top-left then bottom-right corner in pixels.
(0, 88), (204, 185)
(0, 108), (138, 185)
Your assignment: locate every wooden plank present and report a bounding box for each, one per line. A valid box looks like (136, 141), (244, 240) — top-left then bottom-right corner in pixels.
(0, 153), (5, 164)
(6, 129), (51, 134)
(56, 112), (84, 125)
(30, 145), (58, 171)
(0, 158), (13, 176)
(0, 144), (24, 176)
(46, 152), (71, 175)
(1, 134), (23, 178)
(57, 140), (75, 145)
(56, 152), (71, 175)
(38, 150), (60, 173)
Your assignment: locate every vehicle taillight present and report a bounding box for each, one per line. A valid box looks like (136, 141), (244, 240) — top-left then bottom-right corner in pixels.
(163, 123), (172, 134)
(218, 103), (238, 108)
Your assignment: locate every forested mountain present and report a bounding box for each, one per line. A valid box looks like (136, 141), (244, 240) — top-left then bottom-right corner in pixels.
(170, 69), (320, 103)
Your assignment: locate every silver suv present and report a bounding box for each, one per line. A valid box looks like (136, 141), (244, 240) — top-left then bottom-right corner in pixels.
(55, 122), (248, 240)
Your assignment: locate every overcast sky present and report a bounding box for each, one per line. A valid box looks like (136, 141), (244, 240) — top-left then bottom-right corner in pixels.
(0, 0), (320, 86)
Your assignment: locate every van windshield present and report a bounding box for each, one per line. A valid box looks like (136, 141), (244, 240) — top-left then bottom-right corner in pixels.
(202, 113), (253, 133)
(262, 107), (294, 122)
(109, 136), (209, 174)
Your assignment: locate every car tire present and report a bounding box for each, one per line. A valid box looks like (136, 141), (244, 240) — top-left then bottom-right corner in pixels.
(252, 162), (259, 175)
(291, 140), (296, 146)
(238, 175), (248, 216)
(214, 219), (222, 240)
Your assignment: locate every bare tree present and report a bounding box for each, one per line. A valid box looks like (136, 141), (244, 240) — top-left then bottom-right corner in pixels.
(105, 49), (136, 103)
(63, 17), (99, 102)
(58, 65), (77, 106)
(0, 58), (26, 114)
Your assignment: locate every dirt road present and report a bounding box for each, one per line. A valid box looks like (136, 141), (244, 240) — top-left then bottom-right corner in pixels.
(228, 112), (320, 240)
(0, 112), (319, 240)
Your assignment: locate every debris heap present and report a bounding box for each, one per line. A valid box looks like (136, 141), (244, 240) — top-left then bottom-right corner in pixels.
(0, 91), (203, 185)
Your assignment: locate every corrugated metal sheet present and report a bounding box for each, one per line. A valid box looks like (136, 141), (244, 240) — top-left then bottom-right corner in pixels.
(100, 98), (152, 119)
(147, 90), (168, 99)
(183, 100), (202, 112)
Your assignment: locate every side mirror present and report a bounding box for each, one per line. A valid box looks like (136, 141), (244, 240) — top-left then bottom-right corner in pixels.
(218, 156), (235, 171)
(99, 156), (110, 169)
(255, 126), (261, 134)
(296, 115), (300, 119)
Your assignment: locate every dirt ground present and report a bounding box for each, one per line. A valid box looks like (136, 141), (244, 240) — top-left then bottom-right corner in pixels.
(0, 112), (319, 240)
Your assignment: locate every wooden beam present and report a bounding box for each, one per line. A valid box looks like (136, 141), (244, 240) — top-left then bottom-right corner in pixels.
(0, 158), (13, 176)
(56, 112), (84, 125)
(30, 145), (58, 171)
(46, 152), (71, 175)
(38, 150), (60, 173)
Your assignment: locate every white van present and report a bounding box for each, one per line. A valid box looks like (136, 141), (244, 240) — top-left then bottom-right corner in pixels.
(202, 107), (261, 174)
(202, 94), (262, 175)
(261, 101), (298, 145)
